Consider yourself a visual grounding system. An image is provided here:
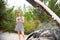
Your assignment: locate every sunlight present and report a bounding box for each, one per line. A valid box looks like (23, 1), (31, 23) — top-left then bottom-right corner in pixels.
(7, 0), (32, 10)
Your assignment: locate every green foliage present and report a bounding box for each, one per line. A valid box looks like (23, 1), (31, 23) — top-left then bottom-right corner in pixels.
(0, 0), (60, 34)
(0, 2), (40, 34)
(40, 0), (49, 4)
(24, 20), (36, 34)
(32, 8), (51, 22)
(0, 0), (6, 21)
(48, 0), (60, 17)
(33, 0), (60, 22)
(0, 0), (7, 30)
(24, 11), (40, 34)
(0, 7), (16, 32)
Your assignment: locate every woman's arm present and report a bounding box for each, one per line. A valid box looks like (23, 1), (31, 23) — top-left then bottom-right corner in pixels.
(20, 16), (24, 23)
(22, 17), (24, 23)
(16, 17), (18, 23)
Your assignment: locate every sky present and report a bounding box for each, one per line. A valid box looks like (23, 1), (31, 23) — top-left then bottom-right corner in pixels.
(6, 0), (32, 10)
(6, 0), (60, 10)
(57, 0), (60, 4)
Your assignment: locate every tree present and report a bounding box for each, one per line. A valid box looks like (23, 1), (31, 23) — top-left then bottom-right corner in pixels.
(32, 0), (60, 22)
(48, 0), (60, 17)
(0, 0), (6, 30)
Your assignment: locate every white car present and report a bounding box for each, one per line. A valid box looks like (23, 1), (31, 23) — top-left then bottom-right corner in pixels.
(26, 0), (60, 40)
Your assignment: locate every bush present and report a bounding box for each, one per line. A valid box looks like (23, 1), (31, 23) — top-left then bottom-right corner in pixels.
(24, 20), (40, 34)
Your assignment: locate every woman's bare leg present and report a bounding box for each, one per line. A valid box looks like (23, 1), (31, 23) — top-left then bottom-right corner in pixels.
(21, 31), (24, 40)
(18, 31), (20, 40)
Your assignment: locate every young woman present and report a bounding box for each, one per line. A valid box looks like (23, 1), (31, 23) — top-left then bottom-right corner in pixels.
(15, 12), (24, 40)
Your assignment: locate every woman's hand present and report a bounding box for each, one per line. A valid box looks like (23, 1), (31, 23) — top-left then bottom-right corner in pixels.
(19, 20), (23, 23)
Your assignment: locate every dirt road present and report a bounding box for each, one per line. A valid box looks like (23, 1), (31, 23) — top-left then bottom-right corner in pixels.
(0, 32), (28, 40)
